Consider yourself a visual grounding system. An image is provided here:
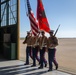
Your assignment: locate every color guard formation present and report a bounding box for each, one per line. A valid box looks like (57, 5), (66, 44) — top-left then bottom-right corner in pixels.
(23, 30), (58, 71)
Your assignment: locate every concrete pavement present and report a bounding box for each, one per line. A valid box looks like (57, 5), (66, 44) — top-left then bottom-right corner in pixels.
(0, 60), (72, 75)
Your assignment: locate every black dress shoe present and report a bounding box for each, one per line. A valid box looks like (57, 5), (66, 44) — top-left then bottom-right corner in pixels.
(45, 63), (47, 67)
(31, 65), (36, 67)
(24, 63), (29, 65)
(56, 64), (58, 70)
(48, 69), (52, 71)
(38, 66), (43, 69)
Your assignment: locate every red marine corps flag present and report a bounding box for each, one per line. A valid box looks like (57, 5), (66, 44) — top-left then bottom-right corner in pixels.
(26, 0), (39, 36)
(37, 0), (50, 32)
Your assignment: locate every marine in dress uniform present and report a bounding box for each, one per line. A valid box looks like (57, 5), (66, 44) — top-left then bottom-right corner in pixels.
(47, 30), (58, 71)
(31, 35), (40, 67)
(38, 31), (47, 69)
(23, 31), (33, 65)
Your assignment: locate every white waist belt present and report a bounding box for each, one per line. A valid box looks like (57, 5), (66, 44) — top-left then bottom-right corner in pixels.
(27, 45), (32, 47)
(42, 45), (47, 47)
(49, 47), (55, 49)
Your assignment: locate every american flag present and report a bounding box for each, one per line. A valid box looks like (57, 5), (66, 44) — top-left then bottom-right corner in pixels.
(26, 0), (39, 36)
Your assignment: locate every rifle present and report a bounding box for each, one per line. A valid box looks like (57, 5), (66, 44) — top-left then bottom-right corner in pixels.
(54, 24), (60, 36)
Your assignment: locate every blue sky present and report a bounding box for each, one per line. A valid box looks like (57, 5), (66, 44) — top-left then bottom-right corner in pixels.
(20, 0), (76, 38)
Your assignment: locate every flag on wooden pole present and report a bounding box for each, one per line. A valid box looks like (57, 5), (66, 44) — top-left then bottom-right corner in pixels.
(26, 0), (39, 36)
(37, 0), (50, 32)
